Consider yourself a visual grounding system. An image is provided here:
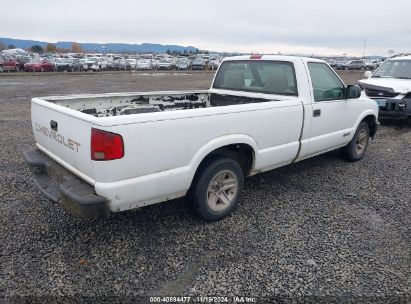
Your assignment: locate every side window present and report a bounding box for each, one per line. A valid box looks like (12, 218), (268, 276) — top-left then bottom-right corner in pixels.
(308, 63), (345, 102)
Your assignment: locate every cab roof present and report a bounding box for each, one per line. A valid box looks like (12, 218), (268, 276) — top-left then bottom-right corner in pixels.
(222, 55), (325, 64)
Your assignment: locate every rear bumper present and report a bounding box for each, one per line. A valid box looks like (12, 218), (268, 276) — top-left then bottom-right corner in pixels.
(23, 149), (110, 218)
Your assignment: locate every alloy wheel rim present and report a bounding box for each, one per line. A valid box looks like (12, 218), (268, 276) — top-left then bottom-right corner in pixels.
(206, 170), (238, 212)
(355, 129), (368, 155)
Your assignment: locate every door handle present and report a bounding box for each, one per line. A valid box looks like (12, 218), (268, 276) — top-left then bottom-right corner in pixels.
(313, 109), (321, 117)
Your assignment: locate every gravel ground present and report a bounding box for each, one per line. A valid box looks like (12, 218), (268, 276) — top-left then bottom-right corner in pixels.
(0, 71), (410, 303)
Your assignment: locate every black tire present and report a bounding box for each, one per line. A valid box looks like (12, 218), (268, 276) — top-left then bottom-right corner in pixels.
(188, 157), (244, 221)
(340, 122), (370, 162)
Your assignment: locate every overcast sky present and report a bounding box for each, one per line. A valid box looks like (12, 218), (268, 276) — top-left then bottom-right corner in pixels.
(1, 0), (410, 56)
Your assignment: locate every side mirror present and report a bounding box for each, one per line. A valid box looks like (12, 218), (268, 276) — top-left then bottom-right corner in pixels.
(346, 85), (362, 99)
(364, 71), (372, 78)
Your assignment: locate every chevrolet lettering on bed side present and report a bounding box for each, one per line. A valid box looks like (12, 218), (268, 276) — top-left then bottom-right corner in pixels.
(35, 123), (81, 152)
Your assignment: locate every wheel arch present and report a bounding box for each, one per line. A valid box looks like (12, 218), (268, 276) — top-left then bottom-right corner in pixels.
(189, 135), (257, 180)
(353, 110), (378, 138)
(362, 114), (378, 138)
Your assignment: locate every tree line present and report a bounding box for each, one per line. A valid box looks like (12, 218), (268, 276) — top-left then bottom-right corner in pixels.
(0, 41), (204, 55)
(0, 42), (84, 54)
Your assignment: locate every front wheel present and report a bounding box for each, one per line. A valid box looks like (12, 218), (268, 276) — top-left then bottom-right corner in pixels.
(188, 157), (244, 221)
(340, 122), (370, 161)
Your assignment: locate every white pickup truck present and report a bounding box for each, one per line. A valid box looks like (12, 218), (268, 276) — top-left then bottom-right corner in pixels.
(24, 55), (379, 221)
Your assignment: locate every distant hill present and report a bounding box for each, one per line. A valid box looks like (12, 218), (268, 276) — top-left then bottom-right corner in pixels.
(0, 37), (199, 53)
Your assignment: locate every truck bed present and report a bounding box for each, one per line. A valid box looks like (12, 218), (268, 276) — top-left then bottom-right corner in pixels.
(50, 91), (210, 117)
(44, 91), (282, 117)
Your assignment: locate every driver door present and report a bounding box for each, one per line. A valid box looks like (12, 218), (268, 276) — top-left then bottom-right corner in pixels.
(306, 62), (357, 156)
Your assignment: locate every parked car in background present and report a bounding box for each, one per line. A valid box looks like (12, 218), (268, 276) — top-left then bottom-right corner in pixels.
(136, 59), (153, 70)
(369, 60), (383, 70)
(157, 58), (173, 70)
(126, 58), (137, 70)
(191, 57), (206, 70)
(346, 60), (367, 70)
(83, 57), (107, 72)
(0, 55), (21, 72)
(340, 60), (350, 70)
(16, 55), (32, 70)
(112, 57), (130, 70)
(56, 58), (82, 72)
(329, 59), (345, 70)
(79, 57), (87, 67)
(23, 59), (55, 72)
(358, 56), (411, 118)
(208, 57), (221, 70)
(151, 58), (159, 70)
(105, 57), (114, 70)
(176, 58), (190, 70)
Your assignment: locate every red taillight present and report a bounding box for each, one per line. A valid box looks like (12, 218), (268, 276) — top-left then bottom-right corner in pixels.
(91, 128), (124, 161)
(250, 54), (262, 59)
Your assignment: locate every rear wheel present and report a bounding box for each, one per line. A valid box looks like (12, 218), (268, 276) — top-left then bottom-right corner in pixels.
(188, 157), (244, 221)
(340, 122), (370, 161)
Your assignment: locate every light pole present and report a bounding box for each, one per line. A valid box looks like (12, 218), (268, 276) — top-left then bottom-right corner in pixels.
(362, 38), (367, 59)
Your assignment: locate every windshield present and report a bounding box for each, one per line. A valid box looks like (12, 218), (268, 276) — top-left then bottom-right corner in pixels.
(213, 60), (298, 95)
(373, 60), (411, 79)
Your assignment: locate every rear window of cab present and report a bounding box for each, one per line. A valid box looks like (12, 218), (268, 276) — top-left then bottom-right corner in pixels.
(213, 60), (298, 96)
